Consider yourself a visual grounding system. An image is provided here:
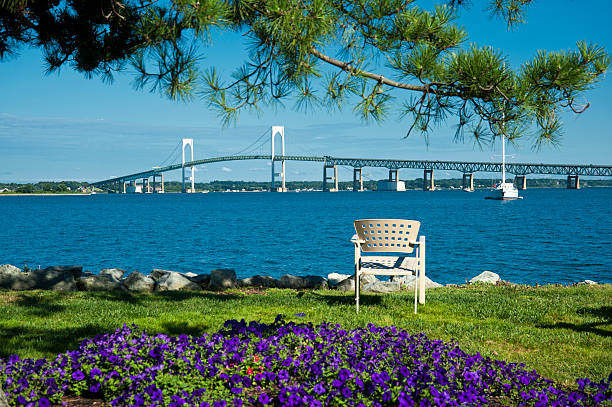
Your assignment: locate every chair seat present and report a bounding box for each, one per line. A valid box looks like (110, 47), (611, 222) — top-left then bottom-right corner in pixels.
(360, 256), (418, 275)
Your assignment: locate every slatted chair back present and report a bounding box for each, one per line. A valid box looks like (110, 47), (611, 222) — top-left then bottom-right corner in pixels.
(354, 219), (421, 254)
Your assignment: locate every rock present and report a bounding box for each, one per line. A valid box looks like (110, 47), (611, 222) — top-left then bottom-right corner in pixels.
(31, 270), (76, 291)
(303, 275), (328, 289)
(43, 265), (83, 279)
(334, 274), (379, 292)
(0, 381), (9, 407)
(156, 272), (201, 291)
(208, 269), (237, 291)
(183, 272), (199, 278)
(360, 274), (380, 285)
(189, 274), (211, 286)
(278, 274), (307, 289)
(362, 281), (401, 293)
(0, 265), (78, 291)
(238, 275), (278, 288)
(391, 275), (443, 289)
(150, 268), (173, 281)
(78, 274), (126, 291)
(0, 264), (21, 274)
(99, 268), (126, 282)
(469, 271), (501, 285)
(123, 271), (155, 292)
(0, 264), (34, 290)
(327, 273), (351, 288)
(336, 276), (355, 292)
(577, 279), (598, 285)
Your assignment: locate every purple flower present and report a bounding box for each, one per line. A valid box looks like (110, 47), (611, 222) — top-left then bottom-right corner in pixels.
(339, 368), (351, 381)
(71, 370), (85, 381)
(313, 382), (326, 395)
(258, 393), (270, 405)
(0, 317), (608, 407)
(278, 369), (289, 382)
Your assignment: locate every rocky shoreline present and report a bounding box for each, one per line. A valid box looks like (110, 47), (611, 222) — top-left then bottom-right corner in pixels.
(0, 264), (602, 293)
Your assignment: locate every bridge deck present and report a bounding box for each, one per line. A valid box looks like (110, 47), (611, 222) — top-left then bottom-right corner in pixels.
(90, 155), (612, 186)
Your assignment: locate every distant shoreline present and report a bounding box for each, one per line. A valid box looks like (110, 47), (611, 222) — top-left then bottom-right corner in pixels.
(0, 193), (92, 197)
(1, 186), (612, 196)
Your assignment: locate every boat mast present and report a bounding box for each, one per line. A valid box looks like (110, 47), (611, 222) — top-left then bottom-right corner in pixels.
(501, 131), (506, 184)
(501, 111), (506, 184)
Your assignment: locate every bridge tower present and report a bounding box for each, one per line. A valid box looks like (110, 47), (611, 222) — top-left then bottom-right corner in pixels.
(271, 126), (286, 192)
(182, 138), (195, 193)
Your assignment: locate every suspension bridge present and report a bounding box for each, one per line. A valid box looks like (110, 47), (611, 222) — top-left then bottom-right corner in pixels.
(90, 126), (612, 193)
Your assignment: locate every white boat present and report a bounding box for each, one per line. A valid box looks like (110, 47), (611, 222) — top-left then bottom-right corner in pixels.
(486, 118), (521, 200)
(487, 181), (520, 200)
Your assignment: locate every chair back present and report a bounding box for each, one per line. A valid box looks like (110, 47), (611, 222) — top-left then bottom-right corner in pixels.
(354, 219), (420, 253)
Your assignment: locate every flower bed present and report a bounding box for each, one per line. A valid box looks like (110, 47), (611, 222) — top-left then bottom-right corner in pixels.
(1, 316), (610, 406)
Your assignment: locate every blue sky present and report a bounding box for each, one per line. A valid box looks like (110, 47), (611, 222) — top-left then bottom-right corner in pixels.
(1, 1), (611, 183)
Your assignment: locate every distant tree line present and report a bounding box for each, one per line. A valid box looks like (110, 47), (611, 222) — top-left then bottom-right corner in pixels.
(3, 179), (612, 194)
(0, 181), (89, 194)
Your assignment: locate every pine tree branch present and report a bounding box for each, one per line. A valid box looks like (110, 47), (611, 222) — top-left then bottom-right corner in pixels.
(310, 47), (460, 97)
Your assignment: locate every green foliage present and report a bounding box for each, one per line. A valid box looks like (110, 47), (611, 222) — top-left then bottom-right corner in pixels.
(15, 184), (34, 193)
(0, 181), (89, 193)
(1, 0), (608, 147)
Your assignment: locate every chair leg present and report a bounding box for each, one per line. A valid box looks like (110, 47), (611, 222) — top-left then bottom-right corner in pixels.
(419, 238), (426, 305)
(419, 266), (425, 305)
(413, 270), (418, 314)
(355, 272), (360, 313)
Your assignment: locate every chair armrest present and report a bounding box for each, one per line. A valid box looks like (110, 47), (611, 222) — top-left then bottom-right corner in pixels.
(351, 234), (365, 244)
(409, 236), (425, 245)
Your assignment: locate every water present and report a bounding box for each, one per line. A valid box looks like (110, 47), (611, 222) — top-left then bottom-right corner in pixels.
(1, 188), (611, 285)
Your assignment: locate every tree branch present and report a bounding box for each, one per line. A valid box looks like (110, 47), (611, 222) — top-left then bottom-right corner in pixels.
(310, 47), (460, 97)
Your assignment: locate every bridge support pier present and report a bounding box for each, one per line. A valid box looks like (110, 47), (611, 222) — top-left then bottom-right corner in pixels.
(122, 181), (127, 194)
(567, 175), (580, 189)
(423, 169), (434, 191)
(152, 174), (164, 193)
(271, 126), (286, 192)
(353, 168), (364, 192)
(515, 175), (527, 190)
(388, 169), (398, 182)
(323, 164), (338, 192)
(143, 178), (151, 193)
(182, 138), (195, 193)
(462, 173), (474, 191)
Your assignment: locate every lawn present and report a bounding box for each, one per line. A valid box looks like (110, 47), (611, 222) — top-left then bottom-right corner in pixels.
(1, 283), (610, 390)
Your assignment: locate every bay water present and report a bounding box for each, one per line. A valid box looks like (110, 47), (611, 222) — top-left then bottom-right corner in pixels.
(1, 188), (610, 285)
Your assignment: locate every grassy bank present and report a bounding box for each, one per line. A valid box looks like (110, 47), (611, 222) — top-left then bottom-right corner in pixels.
(0, 284), (610, 388)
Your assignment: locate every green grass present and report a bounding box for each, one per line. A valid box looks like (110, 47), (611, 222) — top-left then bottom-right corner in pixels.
(0, 284), (610, 388)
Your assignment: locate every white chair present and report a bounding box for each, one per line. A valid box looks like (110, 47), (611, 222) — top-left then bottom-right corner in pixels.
(351, 219), (426, 313)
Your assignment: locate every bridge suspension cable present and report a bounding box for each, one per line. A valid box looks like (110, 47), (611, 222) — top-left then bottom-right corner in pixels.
(157, 140), (182, 167)
(228, 128), (271, 157)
